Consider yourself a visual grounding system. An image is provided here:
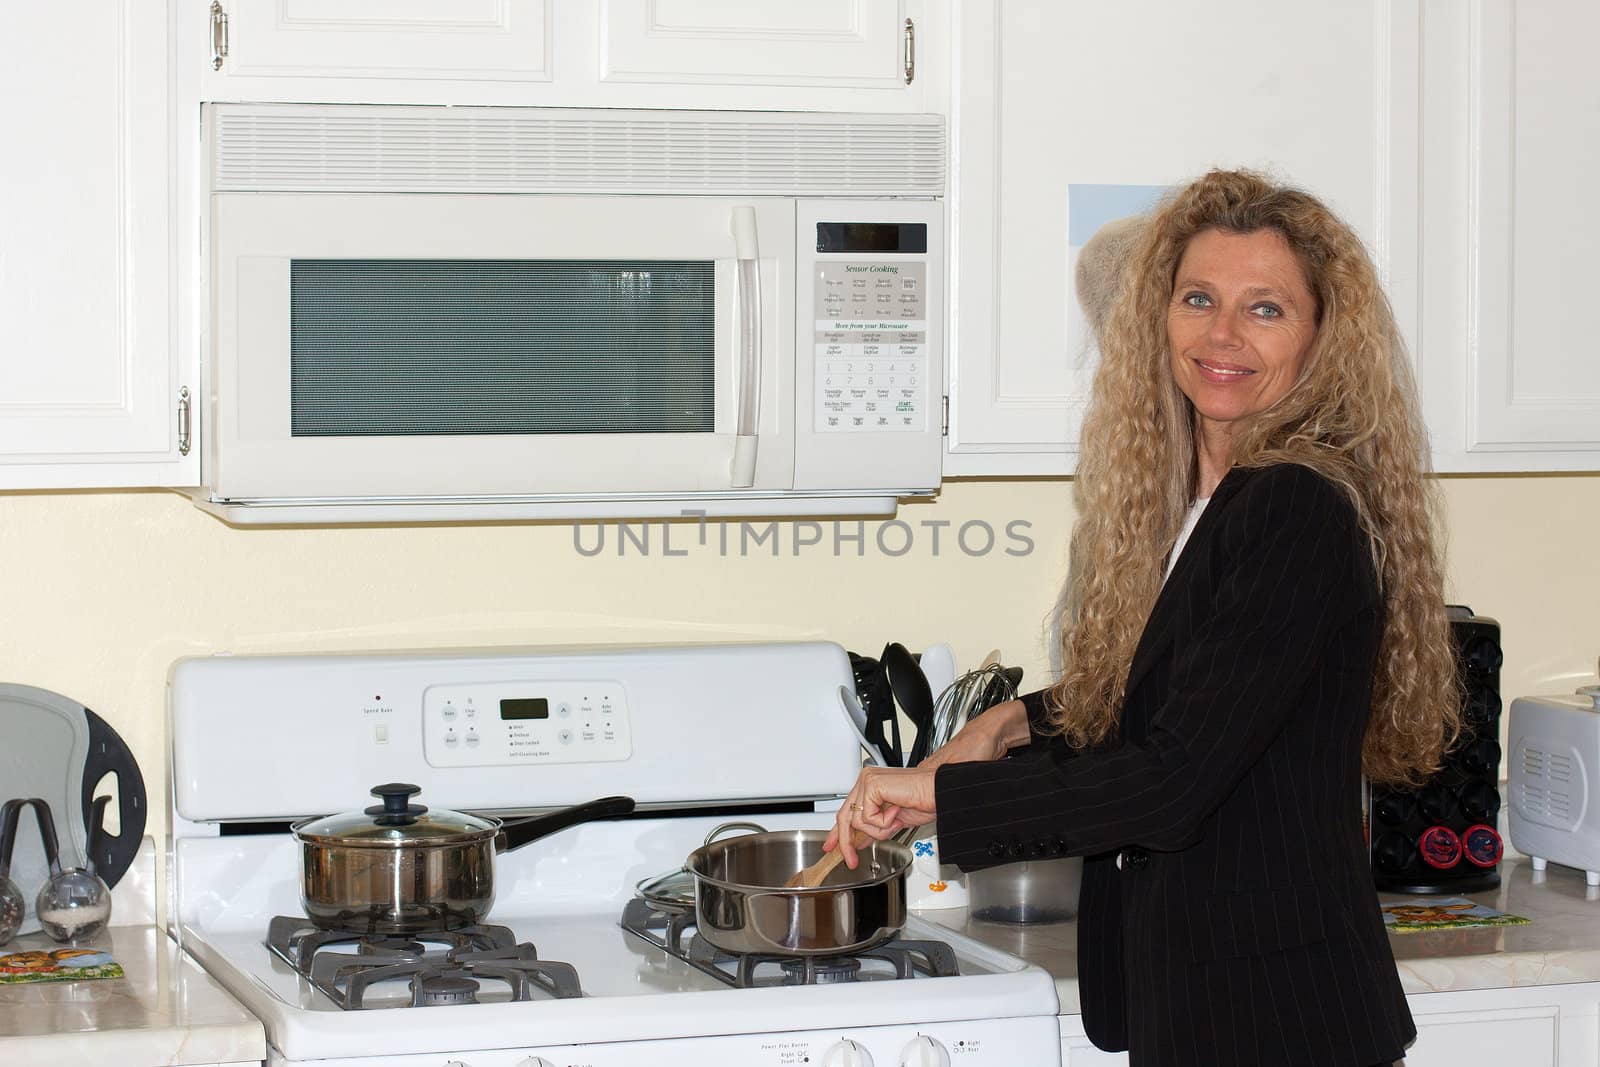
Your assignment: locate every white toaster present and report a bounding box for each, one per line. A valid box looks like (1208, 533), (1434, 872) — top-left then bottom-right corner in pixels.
(1508, 686), (1600, 886)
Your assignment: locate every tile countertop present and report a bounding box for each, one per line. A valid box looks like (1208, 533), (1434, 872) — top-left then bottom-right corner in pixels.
(0, 925), (266, 1066)
(917, 856), (1600, 1013)
(0, 837), (265, 1066)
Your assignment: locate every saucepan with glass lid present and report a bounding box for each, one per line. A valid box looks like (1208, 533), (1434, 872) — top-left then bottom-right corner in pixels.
(293, 783), (634, 934)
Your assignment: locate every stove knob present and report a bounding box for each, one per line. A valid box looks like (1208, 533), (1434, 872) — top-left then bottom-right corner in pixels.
(822, 1038), (875, 1067)
(514, 1059), (554, 1067)
(899, 1035), (951, 1067)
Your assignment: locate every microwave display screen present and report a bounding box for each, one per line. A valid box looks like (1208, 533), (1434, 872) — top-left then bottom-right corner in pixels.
(288, 259), (714, 437)
(815, 223), (928, 255)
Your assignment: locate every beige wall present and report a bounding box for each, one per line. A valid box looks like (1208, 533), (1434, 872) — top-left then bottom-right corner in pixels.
(0, 474), (1596, 835)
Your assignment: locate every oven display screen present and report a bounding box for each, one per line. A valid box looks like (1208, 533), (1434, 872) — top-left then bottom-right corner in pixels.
(499, 697), (550, 721)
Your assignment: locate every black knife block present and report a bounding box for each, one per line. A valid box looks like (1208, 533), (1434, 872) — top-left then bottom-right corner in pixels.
(1368, 608), (1504, 894)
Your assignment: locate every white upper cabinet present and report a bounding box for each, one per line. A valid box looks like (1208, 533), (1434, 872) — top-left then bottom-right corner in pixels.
(950, 0), (1600, 475)
(1417, 0), (1600, 471)
(0, 0), (195, 488)
(193, 0), (555, 99)
(192, 0), (932, 111)
(601, 0), (915, 93)
(946, 0), (1405, 474)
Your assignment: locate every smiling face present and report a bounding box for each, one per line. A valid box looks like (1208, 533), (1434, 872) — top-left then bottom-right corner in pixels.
(1167, 227), (1320, 458)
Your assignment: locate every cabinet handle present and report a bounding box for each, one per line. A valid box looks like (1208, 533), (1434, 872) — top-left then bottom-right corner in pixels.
(177, 387), (192, 457)
(903, 18), (915, 85)
(210, 1), (229, 71)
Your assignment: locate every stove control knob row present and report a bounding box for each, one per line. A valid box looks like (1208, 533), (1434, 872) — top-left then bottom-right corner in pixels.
(900, 1035), (952, 1067)
(822, 1038), (874, 1067)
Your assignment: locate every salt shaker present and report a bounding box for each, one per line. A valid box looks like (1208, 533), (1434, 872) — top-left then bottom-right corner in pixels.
(27, 796), (112, 943)
(0, 800), (25, 945)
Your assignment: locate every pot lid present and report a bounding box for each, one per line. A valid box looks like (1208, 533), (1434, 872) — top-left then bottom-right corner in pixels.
(293, 783), (499, 846)
(636, 866), (696, 912)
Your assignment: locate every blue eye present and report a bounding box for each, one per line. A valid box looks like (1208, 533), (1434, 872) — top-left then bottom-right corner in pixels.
(1182, 292), (1212, 308)
(1254, 303), (1283, 318)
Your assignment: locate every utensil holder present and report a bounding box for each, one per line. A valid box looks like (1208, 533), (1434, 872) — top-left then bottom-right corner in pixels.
(906, 823), (966, 910)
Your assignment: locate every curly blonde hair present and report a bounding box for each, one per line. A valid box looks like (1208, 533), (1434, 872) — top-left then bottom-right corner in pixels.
(1047, 168), (1459, 786)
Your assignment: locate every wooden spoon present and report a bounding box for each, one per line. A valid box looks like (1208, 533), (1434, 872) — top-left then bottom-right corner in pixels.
(785, 828), (872, 888)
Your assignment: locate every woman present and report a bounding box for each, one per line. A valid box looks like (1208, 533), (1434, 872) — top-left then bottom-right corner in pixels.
(827, 169), (1460, 1067)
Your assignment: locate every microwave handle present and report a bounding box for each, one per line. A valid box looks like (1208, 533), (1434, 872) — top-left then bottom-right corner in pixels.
(730, 207), (760, 488)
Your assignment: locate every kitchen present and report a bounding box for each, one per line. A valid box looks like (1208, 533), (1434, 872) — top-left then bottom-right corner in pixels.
(2, 1), (1600, 1065)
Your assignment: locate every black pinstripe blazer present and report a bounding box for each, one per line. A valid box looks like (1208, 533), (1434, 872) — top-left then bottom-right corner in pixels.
(936, 463), (1415, 1067)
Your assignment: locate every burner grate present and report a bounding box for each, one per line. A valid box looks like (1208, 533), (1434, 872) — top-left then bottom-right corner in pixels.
(619, 897), (959, 988)
(265, 915), (583, 1010)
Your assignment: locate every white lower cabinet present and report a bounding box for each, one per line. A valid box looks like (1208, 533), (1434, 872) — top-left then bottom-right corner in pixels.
(1059, 1013), (1126, 1065)
(1058, 982), (1600, 1066)
(1402, 983), (1598, 1067)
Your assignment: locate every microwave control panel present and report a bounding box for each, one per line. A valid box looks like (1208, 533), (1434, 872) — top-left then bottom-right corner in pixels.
(421, 680), (632, 768)
(813, 235), (929, 434)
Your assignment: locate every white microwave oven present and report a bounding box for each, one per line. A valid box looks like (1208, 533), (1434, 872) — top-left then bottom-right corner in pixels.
(194, 104), (946, 525)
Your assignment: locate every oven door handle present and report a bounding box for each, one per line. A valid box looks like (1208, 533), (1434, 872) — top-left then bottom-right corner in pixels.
(730, 206), (761, 488)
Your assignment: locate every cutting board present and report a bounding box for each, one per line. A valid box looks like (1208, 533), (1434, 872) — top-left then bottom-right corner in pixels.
(0, 684), (145, 935)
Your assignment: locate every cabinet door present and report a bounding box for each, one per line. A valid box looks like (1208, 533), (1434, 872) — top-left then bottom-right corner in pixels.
(0, 0), (194, 488)
(190, 0), (934, 112)
(199, 0), (554, 94)
(946, 0), (1417, 474)
(1419, 0), (1600, 470)
(601, 0), (916, 93)
(1061, 1038), (1128, 1065)
(1404, 1005), (1560, 1066)
(1402, 983), (1599, 1067)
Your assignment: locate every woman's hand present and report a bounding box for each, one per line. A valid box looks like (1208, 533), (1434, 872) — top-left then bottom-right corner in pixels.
(822, 697), (1032, 869)
(824, 765), (938, 870)
(918, 698), (1031, 771)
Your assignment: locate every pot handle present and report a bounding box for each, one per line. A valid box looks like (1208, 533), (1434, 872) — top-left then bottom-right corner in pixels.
(496, 795), (636, 853)
(704, 822), (768, 846)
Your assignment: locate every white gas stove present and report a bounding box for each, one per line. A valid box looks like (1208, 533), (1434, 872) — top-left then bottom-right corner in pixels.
(168, 642), (1061, 1066)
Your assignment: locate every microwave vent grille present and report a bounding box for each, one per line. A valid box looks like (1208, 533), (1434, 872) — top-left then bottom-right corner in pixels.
(211, 105), (945, 197)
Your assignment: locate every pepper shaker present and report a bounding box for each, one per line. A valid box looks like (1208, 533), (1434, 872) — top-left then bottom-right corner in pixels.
(26, 796), (113, 943)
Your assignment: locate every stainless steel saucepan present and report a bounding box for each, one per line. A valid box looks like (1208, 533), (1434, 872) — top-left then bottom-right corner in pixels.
(293, 783), (634, 934)
(685, 822), (913, 957)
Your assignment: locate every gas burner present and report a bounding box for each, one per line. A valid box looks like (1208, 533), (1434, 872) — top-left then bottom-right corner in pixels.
(779, 956), (861, 985)
(360, 937), (427, 957)
(620, 897), (960, 989)
(415, 973), (479, 1007)
(265, 915), (584, 1010)
(267, 915), (518, 974)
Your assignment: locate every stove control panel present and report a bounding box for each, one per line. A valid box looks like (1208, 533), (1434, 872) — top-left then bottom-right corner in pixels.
(419, 1016), (1056, 1065)
(422, 680), (632, 768)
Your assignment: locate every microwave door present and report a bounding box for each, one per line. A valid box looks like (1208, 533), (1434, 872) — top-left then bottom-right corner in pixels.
(208, 194), (796, 502)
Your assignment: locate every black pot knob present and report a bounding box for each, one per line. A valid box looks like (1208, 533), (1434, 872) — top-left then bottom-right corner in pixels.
(365, 783), (428, 825)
